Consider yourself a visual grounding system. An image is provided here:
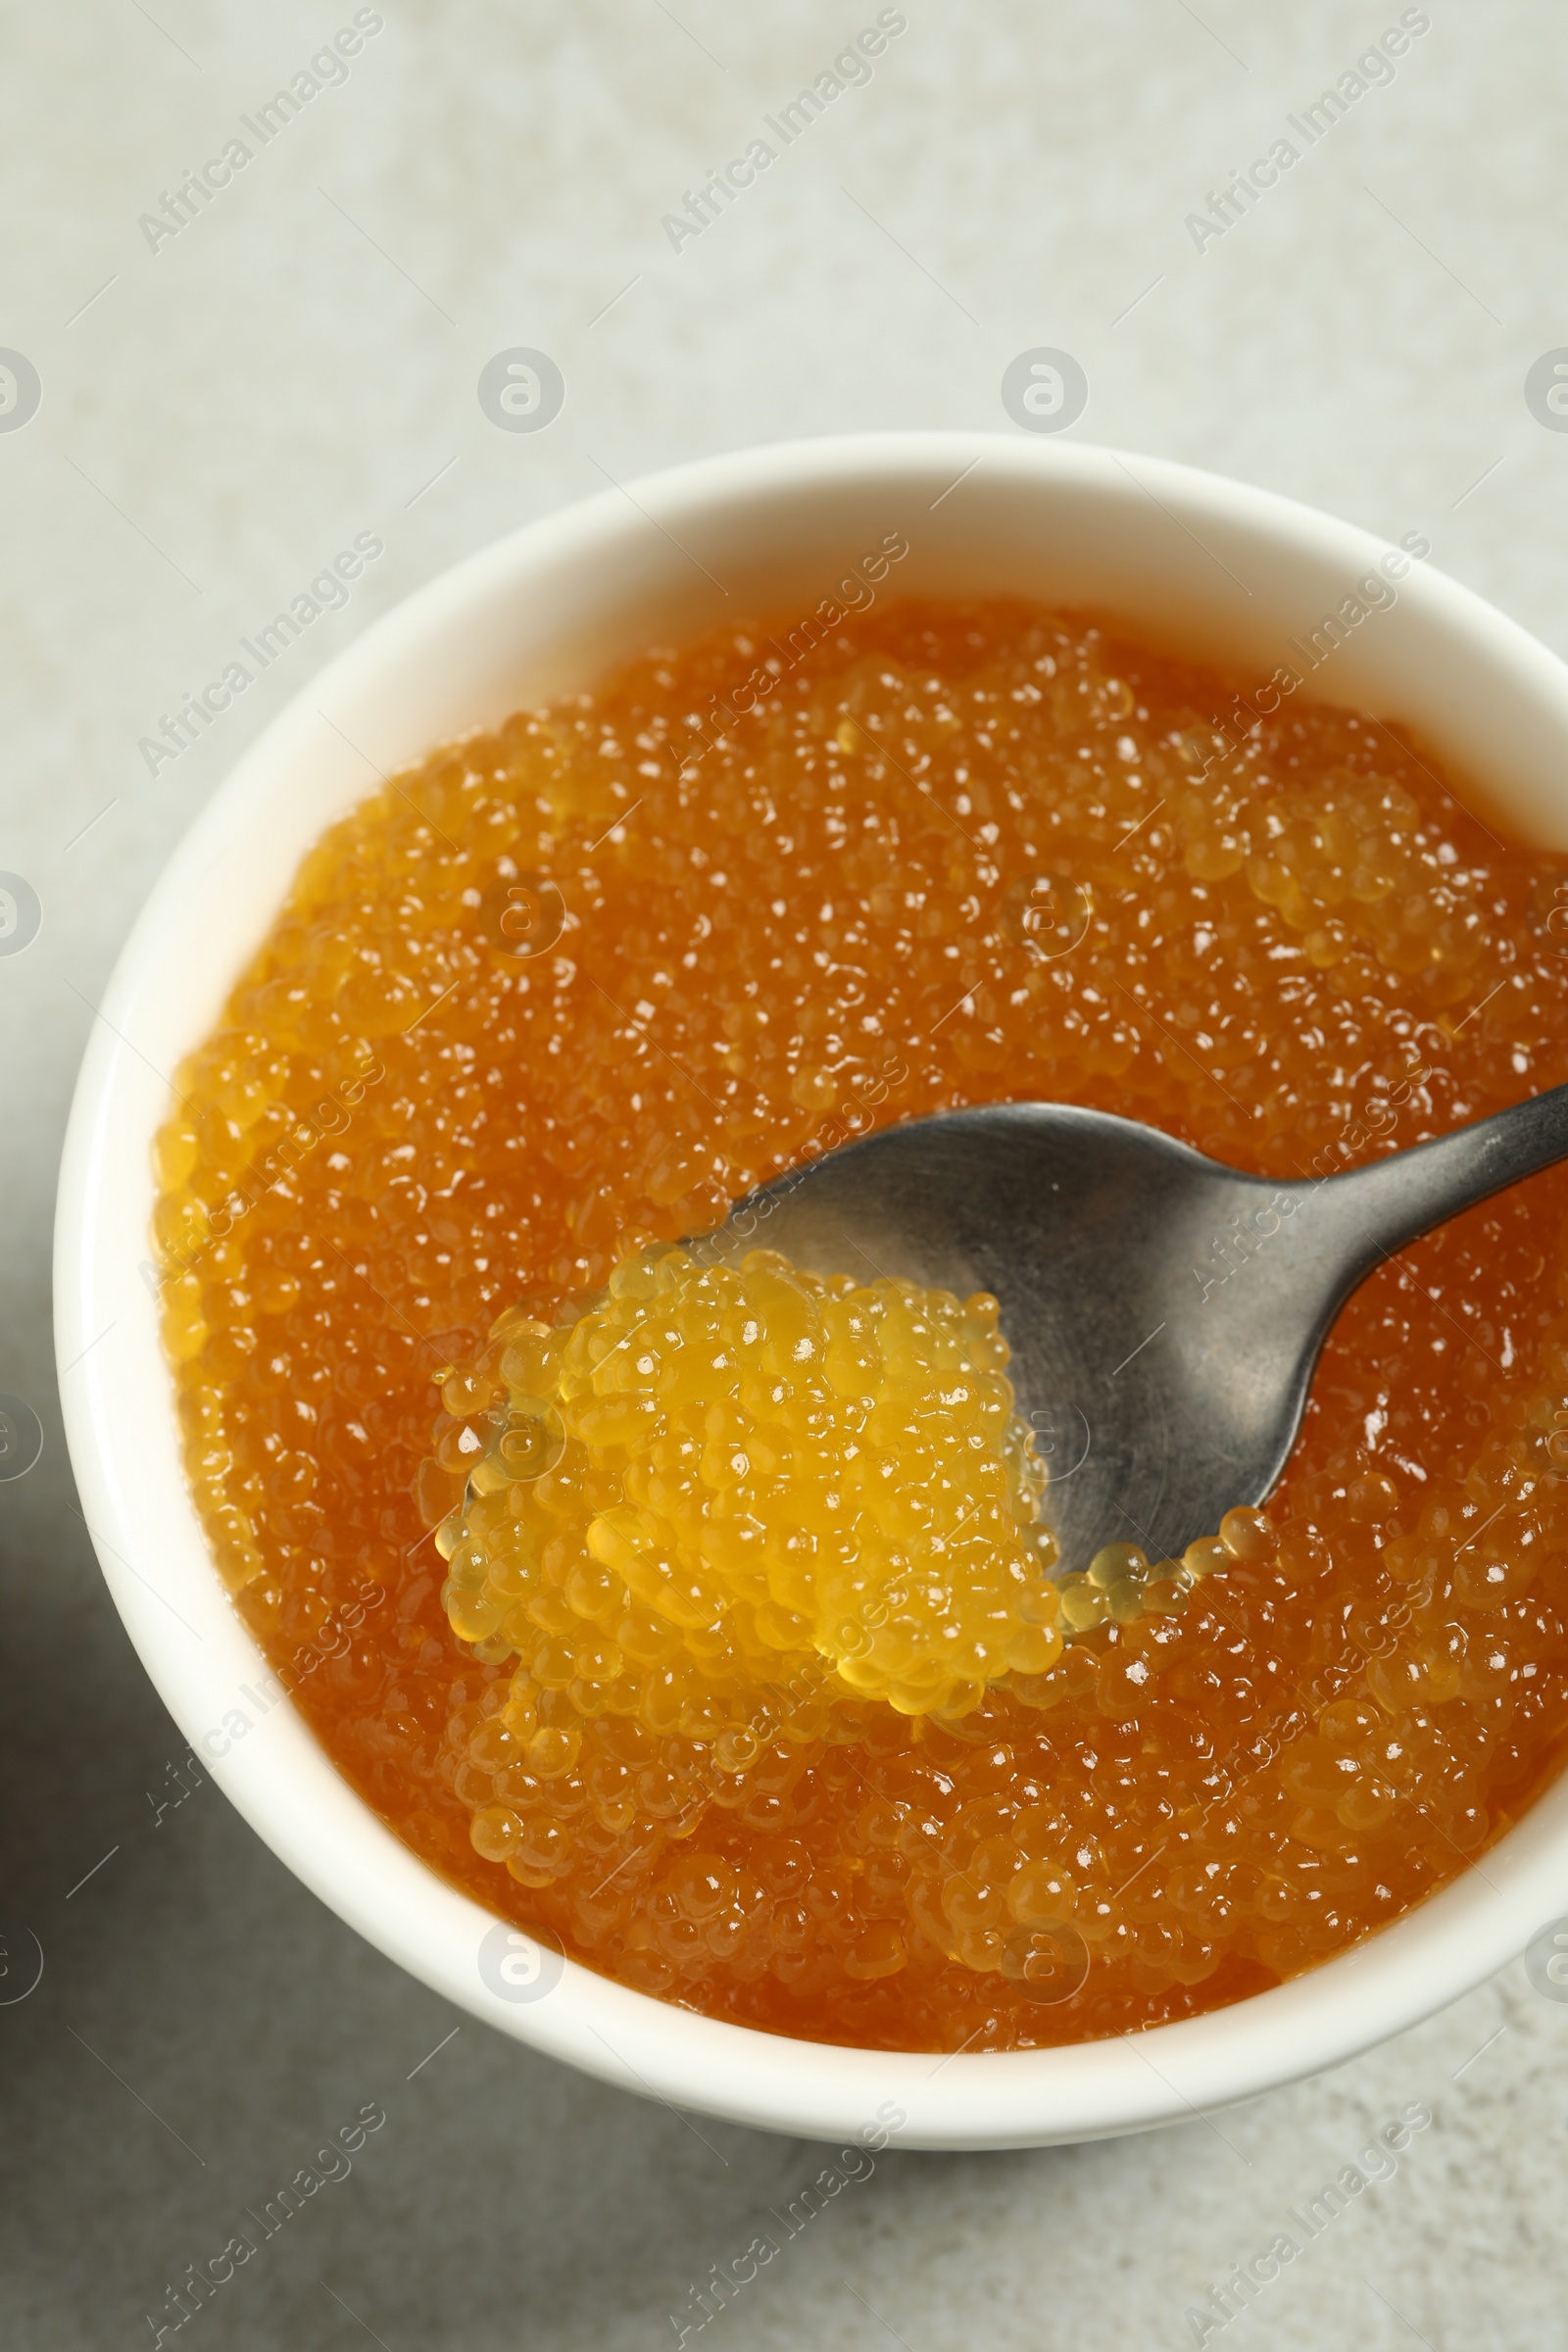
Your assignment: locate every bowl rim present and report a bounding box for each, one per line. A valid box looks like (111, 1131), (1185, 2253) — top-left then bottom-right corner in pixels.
(54, 428), (1568, 2149)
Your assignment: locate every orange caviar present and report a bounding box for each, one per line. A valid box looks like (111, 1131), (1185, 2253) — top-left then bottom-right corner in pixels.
(157, 598), (1568, 2050)
(438, 1246), (1062, 1730)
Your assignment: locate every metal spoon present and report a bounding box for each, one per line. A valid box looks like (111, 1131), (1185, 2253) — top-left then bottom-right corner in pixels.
(693, 1089), (1568, 1574)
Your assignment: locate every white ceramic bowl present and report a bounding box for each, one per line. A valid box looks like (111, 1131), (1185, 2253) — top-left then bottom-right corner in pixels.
(56, 432), (1568, 2149)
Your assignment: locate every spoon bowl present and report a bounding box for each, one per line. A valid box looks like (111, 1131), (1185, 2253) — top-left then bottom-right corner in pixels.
(698, 1085), (1568, 1572)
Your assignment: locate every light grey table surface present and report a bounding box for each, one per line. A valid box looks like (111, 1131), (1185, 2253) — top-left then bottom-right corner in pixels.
(3, 3), (1568, 2346)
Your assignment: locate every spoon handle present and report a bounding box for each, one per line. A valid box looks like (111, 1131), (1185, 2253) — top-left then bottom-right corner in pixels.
(1313, 1076), (1568, 1268)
